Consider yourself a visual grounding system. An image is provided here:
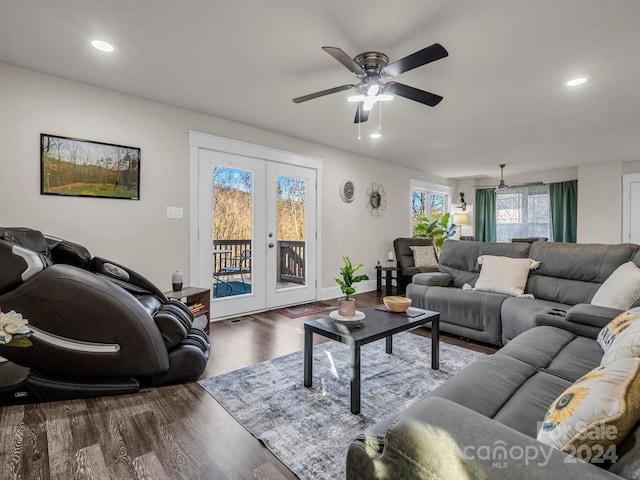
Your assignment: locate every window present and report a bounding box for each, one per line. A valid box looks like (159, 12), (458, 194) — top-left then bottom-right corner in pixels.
(496, 184), (551, 242)
(410, 180), (451, 236)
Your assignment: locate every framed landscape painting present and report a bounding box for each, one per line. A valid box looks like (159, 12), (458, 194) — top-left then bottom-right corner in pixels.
(40, 134), (140, 200)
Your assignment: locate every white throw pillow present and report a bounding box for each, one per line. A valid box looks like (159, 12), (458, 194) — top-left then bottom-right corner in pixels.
(473, 255), (539, 297)
(591, 262), (640, 310)
(409, 245), (438, 268)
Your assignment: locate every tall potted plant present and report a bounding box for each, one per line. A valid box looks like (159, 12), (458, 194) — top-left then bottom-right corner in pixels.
(335, 256), (369, 316)
(413, 212), (457, 252)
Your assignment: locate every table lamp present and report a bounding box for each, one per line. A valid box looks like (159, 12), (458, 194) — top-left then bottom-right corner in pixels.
(453, 213), (469, 237)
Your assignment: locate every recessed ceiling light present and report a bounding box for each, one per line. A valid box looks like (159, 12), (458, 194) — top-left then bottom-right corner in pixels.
(91, 40), (115, 53)
(564, 76), (588, 87)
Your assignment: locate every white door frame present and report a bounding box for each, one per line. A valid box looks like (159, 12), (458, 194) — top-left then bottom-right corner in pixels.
(188, 131), (323, 319)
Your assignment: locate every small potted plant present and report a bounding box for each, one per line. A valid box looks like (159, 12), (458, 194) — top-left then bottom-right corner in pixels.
(335, 256), (369, 316)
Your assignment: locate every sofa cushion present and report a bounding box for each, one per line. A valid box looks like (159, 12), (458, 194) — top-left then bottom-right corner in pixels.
(492, 370), (572, 438)
(437, 240), (530, 289)
(430, 354), (539, 419)
(497, 326), (602, 381)
(591, 262), (640, 310)
(527, 242), (638, 305)
(500, 297), (569, 344)
(537, 358), (640, 460)
(430, 353), (572, 438)
(425, 286), (505, 332)
(474, 255), (539, 296)
(597, 307), (640, 354)
(409, 245), (438, 268)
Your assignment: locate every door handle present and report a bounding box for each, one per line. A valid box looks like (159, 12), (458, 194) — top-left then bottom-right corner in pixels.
(268, 243), (275, 248)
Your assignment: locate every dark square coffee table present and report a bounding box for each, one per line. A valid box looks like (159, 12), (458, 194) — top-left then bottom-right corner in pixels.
(303, 305), (439, 414)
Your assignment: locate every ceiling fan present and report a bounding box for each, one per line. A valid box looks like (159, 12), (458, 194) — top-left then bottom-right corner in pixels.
(292, 43), (448, 123)
(476, 164), (543, 190)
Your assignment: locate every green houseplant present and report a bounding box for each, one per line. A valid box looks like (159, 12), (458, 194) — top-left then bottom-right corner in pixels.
(413, 212), (457, 252)
(335, 256), (369, 316)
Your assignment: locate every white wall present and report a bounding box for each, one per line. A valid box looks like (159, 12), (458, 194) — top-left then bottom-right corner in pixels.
(577, 162), (623, 243)
(0, 61), (452, 293)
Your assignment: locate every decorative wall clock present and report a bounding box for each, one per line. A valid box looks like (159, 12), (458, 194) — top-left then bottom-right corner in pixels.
(367, 182), (387, 216)
(340, 180), (355, 203)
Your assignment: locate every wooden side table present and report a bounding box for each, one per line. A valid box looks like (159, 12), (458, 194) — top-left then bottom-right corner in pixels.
(164, 286), (211, 332)
(375, 266), (401, 296)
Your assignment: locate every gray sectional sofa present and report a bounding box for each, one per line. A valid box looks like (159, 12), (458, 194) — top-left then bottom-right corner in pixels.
(347, 323), (639, 479)
(406, 240), (639, 346)
(346, 240), (640, 479)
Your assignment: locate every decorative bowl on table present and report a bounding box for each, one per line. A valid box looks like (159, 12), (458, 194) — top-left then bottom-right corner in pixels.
(383, 296), (412, 312)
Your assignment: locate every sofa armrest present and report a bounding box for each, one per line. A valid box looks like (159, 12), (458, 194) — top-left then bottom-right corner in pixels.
(347, 397), (623, 480)
(411, 272), (452, 287)
(565, 303), (622, 328)
(534, 304), (621, 339)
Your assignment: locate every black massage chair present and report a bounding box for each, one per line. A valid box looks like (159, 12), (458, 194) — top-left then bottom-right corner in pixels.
(0, 227), (210, 404)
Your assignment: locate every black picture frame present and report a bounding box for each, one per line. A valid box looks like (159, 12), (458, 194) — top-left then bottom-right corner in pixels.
(40, 133), (140, 200)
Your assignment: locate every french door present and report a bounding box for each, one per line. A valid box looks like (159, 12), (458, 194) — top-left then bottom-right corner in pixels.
(195, 144), (318, 319)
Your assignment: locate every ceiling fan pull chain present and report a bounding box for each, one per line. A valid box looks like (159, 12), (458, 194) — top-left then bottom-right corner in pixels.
(358, 108), (361, 141)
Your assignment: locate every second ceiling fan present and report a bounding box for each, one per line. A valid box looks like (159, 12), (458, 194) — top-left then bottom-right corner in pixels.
(479, 164), (543, 190)
(292, 43), (448, 123)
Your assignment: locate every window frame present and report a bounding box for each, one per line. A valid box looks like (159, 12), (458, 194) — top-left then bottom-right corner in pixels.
(409, 180), (452, 236)
(495, 185), (551, 242)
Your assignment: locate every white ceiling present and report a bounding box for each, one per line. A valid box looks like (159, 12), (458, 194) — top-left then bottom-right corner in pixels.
(1, 0), (639, 180)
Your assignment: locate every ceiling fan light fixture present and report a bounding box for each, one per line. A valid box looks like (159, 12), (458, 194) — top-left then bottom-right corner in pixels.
(348, 94), (365, 102)
(366, 84), (380, 96)
(377, 94), (393, 101)
(369, 132), (382, 139)
(363, 96), (377, 111)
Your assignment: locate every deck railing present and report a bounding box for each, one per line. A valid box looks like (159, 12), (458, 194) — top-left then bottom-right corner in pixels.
(212, 239), (305, 284)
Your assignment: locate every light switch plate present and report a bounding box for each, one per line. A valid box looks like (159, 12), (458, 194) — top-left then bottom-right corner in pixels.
(166, 207), (183, 219)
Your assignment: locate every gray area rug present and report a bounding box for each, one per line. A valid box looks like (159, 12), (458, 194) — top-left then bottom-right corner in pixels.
(199, 332), (484, 480)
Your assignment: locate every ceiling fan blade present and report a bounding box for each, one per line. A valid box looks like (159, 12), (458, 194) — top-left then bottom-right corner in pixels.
(385, 82), (443, 107)
(322, 47), (366, 77)
(292, 84), (355, 103)
(382, 43), (448, 78)
(353, 103), (369, 123)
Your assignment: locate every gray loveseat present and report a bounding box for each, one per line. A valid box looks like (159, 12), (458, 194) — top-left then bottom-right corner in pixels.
(407, 240), (639, 346)
(347, 322), (640, 479)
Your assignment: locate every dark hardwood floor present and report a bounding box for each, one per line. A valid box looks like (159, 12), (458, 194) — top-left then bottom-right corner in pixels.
(0, 291), (497, 479)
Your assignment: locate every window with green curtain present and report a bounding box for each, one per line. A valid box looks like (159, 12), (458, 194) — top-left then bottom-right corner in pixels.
(549, 180), (577, 243)
(475, 188), (497, 242)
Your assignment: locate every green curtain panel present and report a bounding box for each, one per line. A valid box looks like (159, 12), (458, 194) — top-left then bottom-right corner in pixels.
(475, 188), (497, 242)
(549, 180), (578, 243)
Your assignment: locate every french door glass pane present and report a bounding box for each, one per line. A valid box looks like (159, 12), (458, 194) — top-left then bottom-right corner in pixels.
(212, 167), (252, 298)
(276, 175), (306, 290)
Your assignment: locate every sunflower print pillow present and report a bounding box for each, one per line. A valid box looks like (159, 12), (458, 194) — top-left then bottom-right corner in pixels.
(597, 307), (640, 354)
(537, 357), (640, 459)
